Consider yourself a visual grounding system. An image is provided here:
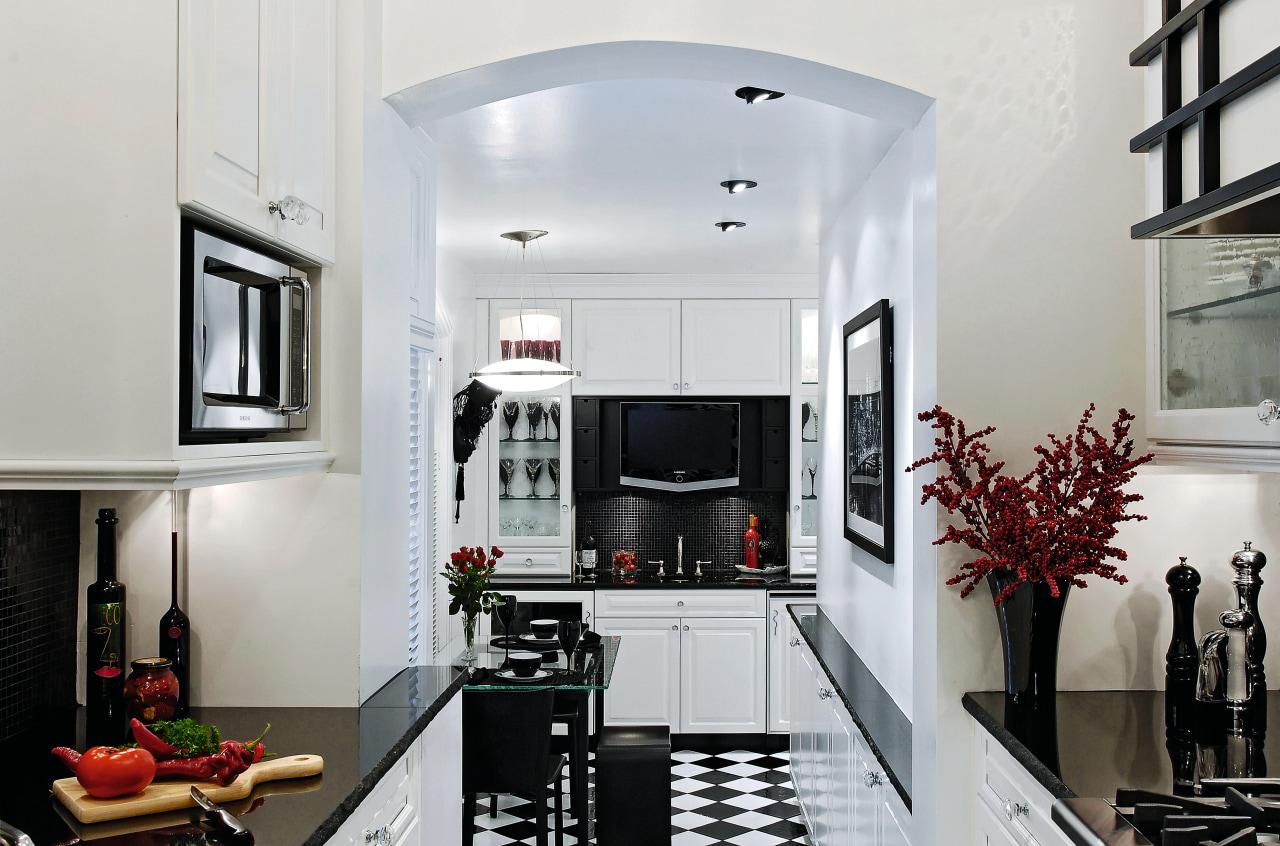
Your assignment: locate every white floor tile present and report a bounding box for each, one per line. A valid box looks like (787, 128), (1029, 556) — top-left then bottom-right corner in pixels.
(671, 776), (710, 793)
(671, 832), (719, 846)
(722, 810), (782, 829)
(726, 830), (789, 846)
(723, 792), (774, 810)
(671, 810), (718, 830)
(672, 761), (712, 777)
(671, 792), (715, 811)
(722, 762), (769, 777)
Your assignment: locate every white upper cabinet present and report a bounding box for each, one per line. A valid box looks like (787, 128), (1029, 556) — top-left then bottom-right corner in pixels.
(571, 299), (789, 395)
(682, 300), (790, 395)
(571, 299), (682, 395)
(179, 0), (336, 265)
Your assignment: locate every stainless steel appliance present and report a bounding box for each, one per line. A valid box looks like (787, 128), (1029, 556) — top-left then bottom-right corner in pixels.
(181, 223), (310, 441)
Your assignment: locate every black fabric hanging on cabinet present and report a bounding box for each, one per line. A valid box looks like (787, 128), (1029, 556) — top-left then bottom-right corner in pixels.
(452, 380), (501, 523)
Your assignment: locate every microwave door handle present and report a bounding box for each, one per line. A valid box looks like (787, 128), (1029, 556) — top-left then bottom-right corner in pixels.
(277, 276), (310, 415)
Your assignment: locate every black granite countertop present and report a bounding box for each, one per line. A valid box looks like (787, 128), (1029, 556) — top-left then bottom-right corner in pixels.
(788, 605), (912, 810)
(0, 665), (465, 846)
(492, 571), (816, 590)
(962, 689), (1280, 801)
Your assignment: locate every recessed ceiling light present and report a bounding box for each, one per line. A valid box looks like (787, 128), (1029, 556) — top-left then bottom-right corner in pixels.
(734, 86), (785, 104)
(715, 222), (747, 232)
(720, 180), (758, 194)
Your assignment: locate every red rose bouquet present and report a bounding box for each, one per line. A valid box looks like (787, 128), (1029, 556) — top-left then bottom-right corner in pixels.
(445, 545), (505, 654)
(908, 405), (1152, 605)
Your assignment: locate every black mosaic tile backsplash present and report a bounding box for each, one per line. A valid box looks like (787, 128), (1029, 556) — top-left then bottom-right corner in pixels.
(576, 490), (788, 580)
(0, 491), (80, 743)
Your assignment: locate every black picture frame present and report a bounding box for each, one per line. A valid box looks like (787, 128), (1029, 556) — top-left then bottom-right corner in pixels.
(842, 299), (893, 563)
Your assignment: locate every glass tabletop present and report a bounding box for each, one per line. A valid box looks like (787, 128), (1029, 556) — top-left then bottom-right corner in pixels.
(460, 635), (620, 690)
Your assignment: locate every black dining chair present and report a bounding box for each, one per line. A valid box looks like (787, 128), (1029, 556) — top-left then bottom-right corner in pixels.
(463, 687), (566, 846)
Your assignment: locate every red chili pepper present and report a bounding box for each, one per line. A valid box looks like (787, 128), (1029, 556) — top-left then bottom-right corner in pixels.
(52, 747), (81, 775)
(130, 718), (180, 761)
(154, 756), (218, 781)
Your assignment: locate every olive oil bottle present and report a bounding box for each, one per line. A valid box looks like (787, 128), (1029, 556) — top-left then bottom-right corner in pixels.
(87, 508), (126, 746)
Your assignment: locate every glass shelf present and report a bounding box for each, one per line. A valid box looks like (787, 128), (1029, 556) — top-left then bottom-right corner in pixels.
(496, 392), (564, 539)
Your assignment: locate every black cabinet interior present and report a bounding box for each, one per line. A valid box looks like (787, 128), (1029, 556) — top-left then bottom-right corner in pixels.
(572, 396), (788, 492)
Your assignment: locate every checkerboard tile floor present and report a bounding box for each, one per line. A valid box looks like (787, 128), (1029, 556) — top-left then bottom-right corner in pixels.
(469, 748), (810, 845)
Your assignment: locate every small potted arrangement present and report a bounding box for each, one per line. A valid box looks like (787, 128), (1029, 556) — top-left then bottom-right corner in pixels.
(612, 550), (638, 583)
(909, 404), (1151, 705)
(444, 545), (505, 661)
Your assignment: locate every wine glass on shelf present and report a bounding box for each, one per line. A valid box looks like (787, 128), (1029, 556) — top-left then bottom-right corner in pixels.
(806, 401), (818, 440)
(801, 402), (811, 441)
(548, 399), (561, 442)
(548, 458), (560, 500)
(520, 516), (536, 535)
(495, 594), (517, 666)
(502, 401), (521, 441)
(525, 400), (546, 441)
(557, 620), (583, 673)
(524, 457), (545, 498)
(805, 458), (818, 498)
(498, 459), (516, 498)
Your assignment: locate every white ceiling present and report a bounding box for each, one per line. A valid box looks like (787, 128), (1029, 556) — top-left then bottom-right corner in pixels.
(420, 78), (903, 276)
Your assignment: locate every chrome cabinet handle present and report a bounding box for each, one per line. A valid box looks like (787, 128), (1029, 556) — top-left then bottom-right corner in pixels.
(772, 608), (778, 635)
(863, 770), (884, 789)
(363, 825), (391, 845)
(525, 558), (534, 566)
(683, 382), (690, 390)
(269, 194), (311, 225)
(671, 625), (678, 631)
(794, 504), (800, 512)
(562, 504), (569, 512)
(817, 688), (833, 700)
(677, 600), (684, 607)
(672, 383), (679, 391)
(683, 625), (689, 631)
(790, 636), (801, 647)
(1001, 798), (1028, 821)
(277, 276), (311, 414)
(1261, 400), (1279, 425)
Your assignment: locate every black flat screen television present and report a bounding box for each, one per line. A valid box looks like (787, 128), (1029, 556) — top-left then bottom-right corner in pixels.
(619, 402), (740, 491)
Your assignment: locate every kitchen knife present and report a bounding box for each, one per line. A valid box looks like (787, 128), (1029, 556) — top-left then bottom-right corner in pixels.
(190, 788), (252, 842)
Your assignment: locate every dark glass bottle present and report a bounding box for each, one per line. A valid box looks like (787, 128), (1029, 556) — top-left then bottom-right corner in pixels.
(158, 530), (191, 718)
(580, 521), (597, 577)
(87, 508), (126, 746)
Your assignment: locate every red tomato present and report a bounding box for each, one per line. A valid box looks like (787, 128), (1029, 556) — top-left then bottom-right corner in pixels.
(76, 746), (157, 799)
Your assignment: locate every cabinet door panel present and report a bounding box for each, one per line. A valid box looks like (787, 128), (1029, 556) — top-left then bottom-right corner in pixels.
(851, 733), (880, 845)
(271, 0), (335, 262)
(882, 785), (912, 846)
(681, 299), (790, 395)
(571, 300), (681, 395)
(179, 0), (274, 235)
(828, 700), (854, 846)
(595, 617), (679, 726)
(680, 617), (767, 733)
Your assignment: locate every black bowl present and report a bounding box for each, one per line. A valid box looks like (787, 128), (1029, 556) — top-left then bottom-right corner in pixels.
(529, 619), (559, 639)
(508, 651), (542, 677)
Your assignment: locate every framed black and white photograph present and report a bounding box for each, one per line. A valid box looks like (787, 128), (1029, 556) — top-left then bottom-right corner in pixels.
(843, 299), (893, 563)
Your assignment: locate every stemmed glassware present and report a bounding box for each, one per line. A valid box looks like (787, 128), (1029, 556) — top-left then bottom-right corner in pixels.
(805, 458), (818, 498)
(498, 459), (516, 498)
(502, 401), (521, 440)
(525, 400), (546, 441)
(801, 402), (812, 440)
(495, 594), (517, 666)
(548, 399), (561, 441)
(548, 458), (560, 500)
(805, 401), (818, 440)
(557, 620), (583, 672)
(523, 457), (544, 498)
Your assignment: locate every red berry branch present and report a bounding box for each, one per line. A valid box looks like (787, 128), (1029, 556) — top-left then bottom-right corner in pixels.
(907, 405), (1152, 605)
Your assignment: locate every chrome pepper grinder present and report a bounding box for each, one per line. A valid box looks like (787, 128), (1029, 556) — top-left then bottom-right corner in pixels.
(1229, 541), (1267, 702)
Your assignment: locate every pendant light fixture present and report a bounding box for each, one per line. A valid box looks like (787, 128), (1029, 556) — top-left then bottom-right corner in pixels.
(470, 230), (581, 393)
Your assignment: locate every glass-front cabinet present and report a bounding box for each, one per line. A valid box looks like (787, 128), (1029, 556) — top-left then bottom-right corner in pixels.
(790, 301), (818, 576)
(1152, 237), (1280, 461)
(488, 301), (573, 575)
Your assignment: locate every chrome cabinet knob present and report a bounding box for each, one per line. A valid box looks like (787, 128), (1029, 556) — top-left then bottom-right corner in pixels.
(683, 625), (689, 631)
(863, 770), (884, 789)
(673, 383), (679, 391)
(268, 194), (310, 225)
(817, 687), (833, 700)
(789, 636), (801, 647)
(562, 504), (568, 512)
(794, 504), (800, 512)
(1260, 399), (1279, 425)
(683, 382), (690, 390)
(671, 625), (678, 631)
(525, 558), (534, 566)
(1001, 798), (1028, 820)
(677, 600), (684, 607)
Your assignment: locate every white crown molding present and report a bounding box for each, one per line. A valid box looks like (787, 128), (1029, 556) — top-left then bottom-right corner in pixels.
(0, 452), (335, 491)
(472, 273), (818, 301)
(1151, 442), (1280, 473)
(410, 313), (437, 348)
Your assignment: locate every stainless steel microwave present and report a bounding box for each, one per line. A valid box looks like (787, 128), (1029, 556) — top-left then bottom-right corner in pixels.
(180, 223), (310, 441)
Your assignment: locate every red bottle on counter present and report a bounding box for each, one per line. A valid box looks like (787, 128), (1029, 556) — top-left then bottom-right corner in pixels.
(744, 514), (760, 569)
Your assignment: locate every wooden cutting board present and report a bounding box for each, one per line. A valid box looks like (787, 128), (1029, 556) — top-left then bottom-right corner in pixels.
(53, 754), (324, 823)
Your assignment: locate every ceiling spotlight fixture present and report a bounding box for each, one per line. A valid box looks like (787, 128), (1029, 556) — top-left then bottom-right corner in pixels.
(470, 230), (581, 393)
(720, 180), (758, 195)
(715, 222), (747, 232)
(734, 86), (785, 104)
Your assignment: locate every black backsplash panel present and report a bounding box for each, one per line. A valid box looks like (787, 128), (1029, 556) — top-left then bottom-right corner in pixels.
(576, 490), (787, 580)
(0, 491), (80, 742)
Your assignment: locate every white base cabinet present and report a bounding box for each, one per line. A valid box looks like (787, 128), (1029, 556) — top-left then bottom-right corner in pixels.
(324, 696), (461, 846)
(975, 724), (1072, 846)
(595, 589), (767, 734)
(768, 597), (815, 733)
(790, 635), (911, 846)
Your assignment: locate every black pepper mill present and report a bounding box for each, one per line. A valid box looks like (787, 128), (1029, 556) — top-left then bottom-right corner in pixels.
(1229, 541), (1267, 724)
(1166, 557), (1201, 739)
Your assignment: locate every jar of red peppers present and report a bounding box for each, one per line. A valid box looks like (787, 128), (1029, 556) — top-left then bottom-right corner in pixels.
(124, 657), (179, 724)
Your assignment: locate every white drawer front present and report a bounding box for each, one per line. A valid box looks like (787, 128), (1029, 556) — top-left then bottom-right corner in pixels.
(596, 590), (766, 618)
(493, 549), (570, 577)
(976, 727), (1064, 846)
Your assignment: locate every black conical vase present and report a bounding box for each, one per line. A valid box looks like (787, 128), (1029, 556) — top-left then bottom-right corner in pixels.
(988, 572), (1070, 705)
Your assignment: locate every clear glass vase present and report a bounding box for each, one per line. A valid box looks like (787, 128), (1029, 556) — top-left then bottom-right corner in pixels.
(461, 612), (478, 662)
